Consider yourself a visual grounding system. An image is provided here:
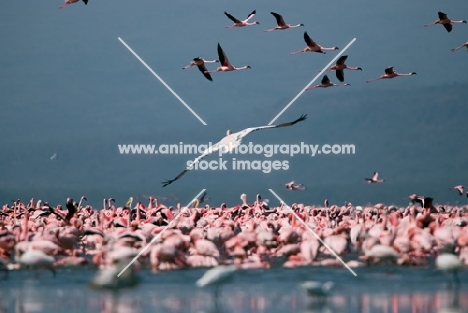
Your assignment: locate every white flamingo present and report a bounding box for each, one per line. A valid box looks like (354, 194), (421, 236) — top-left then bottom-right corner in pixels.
(424, 12), (467, 33)
(162, 114), (307, 187)
(436, 253), (464, 288)
(263, 12), (304, 32)
(204, 43), (251, 74)
(89, 259), (139, 290)
(196, 265), (237, 299)
(17, 249), (56, 276)
(451, 185), (464, 196)
(224, 10), (259, 28)
(290, 32), (339, 55)
(301, 281), (334, 297)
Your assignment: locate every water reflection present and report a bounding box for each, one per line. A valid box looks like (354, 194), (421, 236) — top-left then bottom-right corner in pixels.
(0, 269), (467, 313)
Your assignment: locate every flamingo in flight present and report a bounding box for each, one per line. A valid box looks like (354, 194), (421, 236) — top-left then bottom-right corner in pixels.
(452, 42), (468, 52)
(182, 57), (219, 81)
(366, 66), (416, 83)
(59, 0), (88, 9)
(451, 185), (464, 196)
(204, 44), (251, 74)
(325, 55), (362, 82)
(224, 10), (259, 28)
(285, 181), (306, 190)
(290, 32), (339, 55)
(263, 12), (304, 32)
(365, 172), (384, 183)
(162, 114), (307, 187)
(424, 12), (466, 33)
(306, 75), (350, 90)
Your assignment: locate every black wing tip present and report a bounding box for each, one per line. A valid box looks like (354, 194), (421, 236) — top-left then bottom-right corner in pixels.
(161, 180), (173, 188)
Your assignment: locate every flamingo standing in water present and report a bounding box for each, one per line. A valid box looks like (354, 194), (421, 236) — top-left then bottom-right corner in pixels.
(436, 253), (464, 288)
(17, 249), (56, 277)
(59, 0), (88, 9)
(196, 265), (238, 297)
(365, 172), (385, 183)
(301, 281), (334, 298)
(224, 10), (259, 28)
(452, 42), (468, 52)
(366, 66), (416, 83)
(325, 55), (362, 82)
(204, 44), (251, 74)
(263, 12), (304, 32)
(424, 12), (467, 33)
(290, 32), (339, 55)
(162, 114), (307, 187)
(182, 57), (219, 81)
(306, 75), (350, 90)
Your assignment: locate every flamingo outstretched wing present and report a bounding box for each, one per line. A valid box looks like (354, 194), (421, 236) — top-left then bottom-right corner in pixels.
(224, 12), (241, 23)
(162, 143), (223, 187)
(271, 12), (286, 26)
(232, 114), (308, 140)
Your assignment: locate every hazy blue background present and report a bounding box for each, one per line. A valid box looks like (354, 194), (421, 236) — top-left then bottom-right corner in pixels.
(1, 0), (468, 208)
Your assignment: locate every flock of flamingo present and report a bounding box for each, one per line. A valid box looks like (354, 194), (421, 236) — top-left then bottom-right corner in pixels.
(19, 1), (463, 299)
(1, 190), (467, 298)
(176, 9), (468, 90)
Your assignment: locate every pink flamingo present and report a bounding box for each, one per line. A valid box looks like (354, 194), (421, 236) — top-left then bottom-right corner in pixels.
(452, 42), (468, 52)
(285, 181), (306, 190)
(424, 12), (466, 33)
(290, 32), (339, 55)
(224, 10), (259, 28)
(365, 171), (385, 183)
(204, 44), (251, 74)
(306, 75), (350, 90)
(366, 66), (416, 83)
(59, 0), (88, 9)
(182, 57), (219, 81)
(263, 12), (304, 32)
(325, 55), (362, 82)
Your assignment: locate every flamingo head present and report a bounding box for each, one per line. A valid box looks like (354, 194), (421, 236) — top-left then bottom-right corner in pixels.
(410, 72), (417, 75)
(247, 65), (252, 69)
(254, 21), (260, 25)
(299, 23), (305, 26)
(334, 47), (340, 50)
(357, 67), (363, 71)
(226, 130), (232, 135)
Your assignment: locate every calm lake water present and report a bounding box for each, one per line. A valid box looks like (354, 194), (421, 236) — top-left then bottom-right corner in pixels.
(1, 265), (467, 313)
